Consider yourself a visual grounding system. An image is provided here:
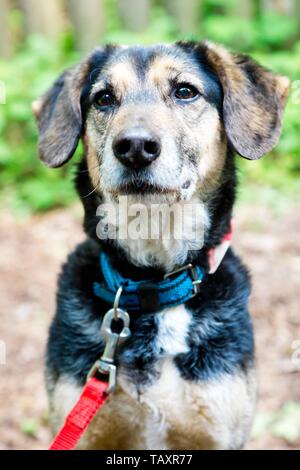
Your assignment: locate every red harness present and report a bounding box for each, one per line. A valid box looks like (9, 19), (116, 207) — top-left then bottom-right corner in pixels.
(49, 227), (232, 450)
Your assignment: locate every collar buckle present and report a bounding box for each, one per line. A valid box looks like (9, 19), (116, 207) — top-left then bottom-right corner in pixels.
(164, 263), (202, 297)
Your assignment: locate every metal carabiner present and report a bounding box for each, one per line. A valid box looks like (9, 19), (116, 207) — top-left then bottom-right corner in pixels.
(87, 287), (131, 394)
(100, 307), (131, 364)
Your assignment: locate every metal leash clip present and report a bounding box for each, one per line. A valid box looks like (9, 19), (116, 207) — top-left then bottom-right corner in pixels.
(87, 286), (131, 393)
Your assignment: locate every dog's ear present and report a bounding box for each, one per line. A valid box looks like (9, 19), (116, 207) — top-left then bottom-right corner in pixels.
(196, 41), (290, 159)
(33, 48), (104, 168)
(33, 64), (88, 168)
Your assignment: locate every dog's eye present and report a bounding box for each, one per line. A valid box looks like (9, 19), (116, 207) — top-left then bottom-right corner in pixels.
(94, 90), (115, 108)
(174, 84), (199, 101)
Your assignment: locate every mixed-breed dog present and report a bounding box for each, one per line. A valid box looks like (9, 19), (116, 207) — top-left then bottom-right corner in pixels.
(33, 41), (290, 449)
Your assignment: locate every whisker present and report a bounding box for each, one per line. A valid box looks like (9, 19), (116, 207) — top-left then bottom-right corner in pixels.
(82, 184), (99, 198)
(77, 164), (101, 174)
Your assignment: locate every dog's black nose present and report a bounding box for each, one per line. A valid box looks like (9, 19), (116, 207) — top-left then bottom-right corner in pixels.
(113, 130), (161, 169)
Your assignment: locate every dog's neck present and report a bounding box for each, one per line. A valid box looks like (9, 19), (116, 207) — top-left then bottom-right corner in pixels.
(76, 151), (236, 276)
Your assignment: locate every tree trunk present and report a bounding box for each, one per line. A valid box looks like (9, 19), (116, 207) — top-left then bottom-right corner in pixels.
(164, 0), (201, 35)
(261, 0), (296, 14)
(117, 0), (150, 33)
(67, 0), (105, 53)
(0, 0), (13, 58)
(20, 0), (63, 39)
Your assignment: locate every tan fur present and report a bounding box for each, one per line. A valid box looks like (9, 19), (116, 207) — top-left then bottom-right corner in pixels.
(147, 55), (207, 98)
(85, 135), (101, 190)
(93, 61), (139, 99)
(50, 375), (82, 434)
(147, 55), (182, 87)
(108, 61), (138, 92)
(31, 98), (43, 117)
(198, 138), (227, 198)
(275, 75), (291, 101)
(50, 360), (256, 450)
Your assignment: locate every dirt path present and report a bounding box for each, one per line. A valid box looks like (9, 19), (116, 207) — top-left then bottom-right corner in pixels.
(0, 204), (299, 450)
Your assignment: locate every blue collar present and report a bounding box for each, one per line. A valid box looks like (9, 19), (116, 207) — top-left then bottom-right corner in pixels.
(94, 252), (204, 313)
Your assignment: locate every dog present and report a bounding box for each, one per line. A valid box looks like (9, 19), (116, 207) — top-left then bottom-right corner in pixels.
(34, 41), (289, 450)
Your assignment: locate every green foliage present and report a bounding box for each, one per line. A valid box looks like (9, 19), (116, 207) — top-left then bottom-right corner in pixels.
(0, 2), (299, 213)
(202, 12), (298, 52)
(0, 34), (80, 212)
(252, 402), (300, 443)
(104, 3), (177, 44)
(20, 419), (39, 437)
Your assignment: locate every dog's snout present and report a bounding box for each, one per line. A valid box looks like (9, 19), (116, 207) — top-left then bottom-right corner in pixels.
(113, 130), (161, 170)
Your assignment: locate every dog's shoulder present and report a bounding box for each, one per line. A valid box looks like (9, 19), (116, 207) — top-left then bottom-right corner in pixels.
(176, 248), (254, 381)
(47, 239), (105, 384)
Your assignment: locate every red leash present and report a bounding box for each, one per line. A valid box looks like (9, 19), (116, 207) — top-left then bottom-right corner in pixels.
(49, 307), (131, 450)
(49, 377), (109, 450)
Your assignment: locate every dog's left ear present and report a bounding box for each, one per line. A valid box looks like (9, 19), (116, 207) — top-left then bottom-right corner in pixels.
(196, 41), (290, 159)
(33, 48), (104, 168)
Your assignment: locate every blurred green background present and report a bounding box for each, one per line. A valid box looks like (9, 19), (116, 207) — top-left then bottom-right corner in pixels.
(0, 0), (299, 213)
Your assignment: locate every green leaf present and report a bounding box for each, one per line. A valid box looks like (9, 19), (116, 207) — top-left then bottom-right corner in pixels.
(270, 402), (300, 443)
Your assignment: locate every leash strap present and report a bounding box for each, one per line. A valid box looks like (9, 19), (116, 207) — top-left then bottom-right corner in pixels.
(49, 377), (109, 450)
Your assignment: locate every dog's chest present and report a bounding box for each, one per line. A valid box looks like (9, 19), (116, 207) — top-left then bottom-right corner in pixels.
(112, 304), (193, 389)
(98, 306), (208, 450)
(80, 355), (255, 450)
(117, 304), (192, 399)
(119, 357), (191, 450)
(116, 307), (192, 449)
(53, 304), (255, 450)
(83, 306), (196, 449)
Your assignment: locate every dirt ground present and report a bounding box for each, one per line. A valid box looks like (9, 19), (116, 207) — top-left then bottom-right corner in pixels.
(0, 202), (299, 450)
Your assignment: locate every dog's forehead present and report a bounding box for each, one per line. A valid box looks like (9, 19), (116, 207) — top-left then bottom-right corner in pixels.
(104, 45), (196, 75)
(92, 45), (221, 100)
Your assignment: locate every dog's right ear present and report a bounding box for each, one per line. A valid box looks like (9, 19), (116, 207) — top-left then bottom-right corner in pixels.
(33, 48), (105, 168)
(33, 64), (87, 168)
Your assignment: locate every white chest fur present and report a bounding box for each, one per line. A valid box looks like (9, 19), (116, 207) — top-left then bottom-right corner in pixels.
(154, 305), (192, 356)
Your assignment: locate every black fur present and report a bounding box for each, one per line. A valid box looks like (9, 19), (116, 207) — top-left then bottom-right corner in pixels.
(47, 239), (254, 388)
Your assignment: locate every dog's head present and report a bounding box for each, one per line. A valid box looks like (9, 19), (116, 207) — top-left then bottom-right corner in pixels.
(34, 42), (290, 268)
(35, 41), (290, 205)
(34, 42), (289, 206)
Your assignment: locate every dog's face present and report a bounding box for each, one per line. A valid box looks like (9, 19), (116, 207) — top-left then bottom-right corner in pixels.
(34, 41), (290, 206)
(84, 45), (223, 203)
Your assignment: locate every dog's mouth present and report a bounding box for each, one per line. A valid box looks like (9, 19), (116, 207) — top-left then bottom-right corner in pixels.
(108, 169), (181, 197)
(117, 180), (178, 196)
(103, 165), (194, 202)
